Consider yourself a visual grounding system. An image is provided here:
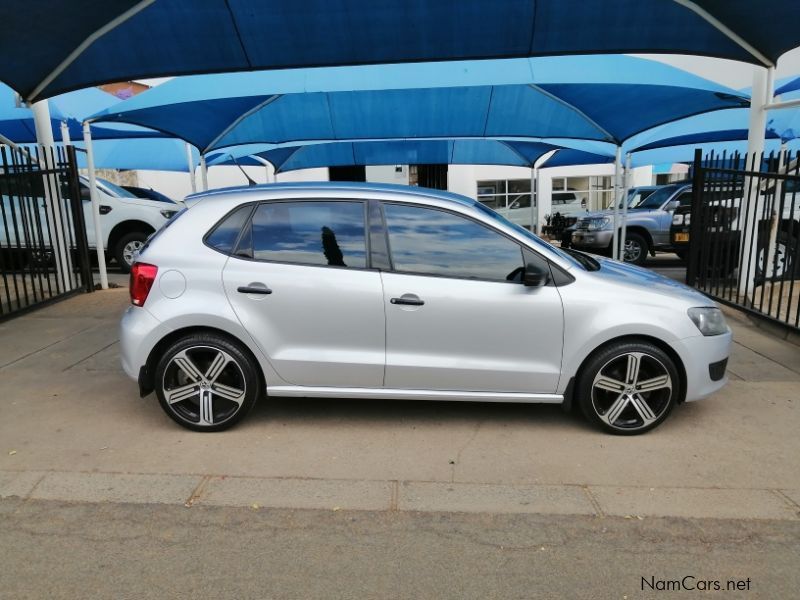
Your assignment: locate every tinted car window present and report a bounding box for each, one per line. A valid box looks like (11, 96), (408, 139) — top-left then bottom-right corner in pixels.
(206, 205), (253, 253)
(383, 204), (524, 282)
(250, 201), (367, 268)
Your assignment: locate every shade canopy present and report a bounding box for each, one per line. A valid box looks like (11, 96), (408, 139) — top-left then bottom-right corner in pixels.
(0, 82), (165, 143)
(4, 0), (800, 102)
(775, 77), (800, 97)
(208, 139), (560, 172)
(90, 56), (748, 153)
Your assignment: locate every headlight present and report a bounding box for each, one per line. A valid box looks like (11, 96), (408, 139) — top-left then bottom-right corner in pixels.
(586, 217), (612, 231)
(160, 209), (178, 219)
(672, 213), (684, 226)
(687, 307), (728, 336)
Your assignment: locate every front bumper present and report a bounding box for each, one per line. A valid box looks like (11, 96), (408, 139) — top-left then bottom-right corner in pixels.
(672, 329), (733, 402)
(571, 229), (613, 249)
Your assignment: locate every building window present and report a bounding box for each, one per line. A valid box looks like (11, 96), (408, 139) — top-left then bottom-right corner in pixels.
(477, 179), (533, 210)
(551, 175), (613, 213)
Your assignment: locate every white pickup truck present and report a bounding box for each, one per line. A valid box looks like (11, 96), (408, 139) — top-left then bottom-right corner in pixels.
(1, 176), (180, 273)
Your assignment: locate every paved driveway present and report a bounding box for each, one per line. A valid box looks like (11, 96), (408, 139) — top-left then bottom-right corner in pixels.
(1, 285), (799, 521)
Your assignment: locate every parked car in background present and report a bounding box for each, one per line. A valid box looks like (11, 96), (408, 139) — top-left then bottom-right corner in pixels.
(570, 183), (692, 265)
(1, 176), (179, 273)
(671, 179), (799, 281)
(560, 186), (659, 249)
(121, 182), (731, 436)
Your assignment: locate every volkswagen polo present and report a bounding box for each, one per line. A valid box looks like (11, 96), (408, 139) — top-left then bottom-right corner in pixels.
(120, 182), (731, 435)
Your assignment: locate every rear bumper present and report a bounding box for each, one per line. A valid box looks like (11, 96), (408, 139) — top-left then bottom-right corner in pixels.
(119, 305), (172, 387)
(672, 330), (733, 402)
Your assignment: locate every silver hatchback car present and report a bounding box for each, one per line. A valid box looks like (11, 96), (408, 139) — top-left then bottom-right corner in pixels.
(120, 182), (732, 435)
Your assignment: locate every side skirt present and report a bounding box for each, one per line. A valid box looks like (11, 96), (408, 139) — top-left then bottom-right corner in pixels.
(266, 385), (563, 404)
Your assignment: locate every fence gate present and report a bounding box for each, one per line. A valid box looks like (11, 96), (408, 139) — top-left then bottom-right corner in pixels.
(0, 144), (92, 320)
(687, 148), (800, 331)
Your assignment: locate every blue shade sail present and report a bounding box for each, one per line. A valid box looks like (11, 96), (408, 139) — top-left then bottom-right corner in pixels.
(89, 56), (749, 152)
(206, 140), (560, 172)
(3, 1), (800, 101)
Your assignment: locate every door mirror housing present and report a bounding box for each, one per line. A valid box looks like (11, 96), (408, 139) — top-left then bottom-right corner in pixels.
(664, 199), (680, 212)
(523, 263), (550, 287)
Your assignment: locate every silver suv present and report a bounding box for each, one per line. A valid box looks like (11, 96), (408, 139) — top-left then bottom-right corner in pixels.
(120, 182), (731, 435)
(571, 183), (693, 265)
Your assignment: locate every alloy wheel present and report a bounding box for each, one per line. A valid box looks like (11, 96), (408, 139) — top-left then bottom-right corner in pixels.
(123, 239), (144, 266)
(161, 346), (247, 427)
(623, 239), (643, 263)
(591, 352), (673, 431)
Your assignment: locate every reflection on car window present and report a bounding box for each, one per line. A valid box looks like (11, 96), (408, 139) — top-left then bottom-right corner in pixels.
(250, 201), (367, 268)
(384, 204), (523, 282)
(206, 205), (253, 253)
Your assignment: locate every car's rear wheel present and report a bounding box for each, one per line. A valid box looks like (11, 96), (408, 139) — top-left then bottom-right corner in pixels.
(577, 340), (679, 435)
(154, 333), (260, 432)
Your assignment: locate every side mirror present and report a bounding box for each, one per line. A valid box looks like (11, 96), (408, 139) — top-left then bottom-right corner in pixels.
(665, 200), (680, 212)
(523, 263), (550, 287)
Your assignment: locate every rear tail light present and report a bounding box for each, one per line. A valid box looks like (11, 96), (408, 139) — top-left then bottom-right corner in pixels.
(130, 262), (158, 306)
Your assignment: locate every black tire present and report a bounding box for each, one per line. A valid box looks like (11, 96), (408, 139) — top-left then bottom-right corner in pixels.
(114, 231), (149, 273)
(622, 231), (648, 266)
(154, 333), (260, 432)
(577, 340), (680, 435)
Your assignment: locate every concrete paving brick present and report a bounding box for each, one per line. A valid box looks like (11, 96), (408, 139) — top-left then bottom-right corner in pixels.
(590, 486), (799, 520)
(199, 476), (393, 511)
(398, 481), (596, 515)
(30, 471), (202, 505)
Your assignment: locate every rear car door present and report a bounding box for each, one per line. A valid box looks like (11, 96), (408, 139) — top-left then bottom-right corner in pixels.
(378, 202), (565, 393)
(221, 199), (385, 388)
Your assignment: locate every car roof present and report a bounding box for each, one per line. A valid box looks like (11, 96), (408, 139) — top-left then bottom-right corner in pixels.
(185, 181), (478, 208)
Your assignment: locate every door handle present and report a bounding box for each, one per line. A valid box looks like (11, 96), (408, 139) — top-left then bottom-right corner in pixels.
(237, 285), (272, 295)
(390, 295), (424, 306)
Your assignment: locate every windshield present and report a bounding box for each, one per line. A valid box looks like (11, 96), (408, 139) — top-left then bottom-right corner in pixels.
(630, 184), (682, 210)
(606, 188), (655, 210)
(473, 202), (586, 270)
(96, 178), (138, 199)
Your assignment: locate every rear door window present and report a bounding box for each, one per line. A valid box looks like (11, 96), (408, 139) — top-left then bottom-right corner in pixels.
(248, 201), (367, 268)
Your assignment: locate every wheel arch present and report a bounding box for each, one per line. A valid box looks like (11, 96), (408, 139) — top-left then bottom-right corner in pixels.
(622, 225), (653, 251)
(140, 325), (266, 398)
(567, 334), (687, 409)
(108, 220), (156, 253)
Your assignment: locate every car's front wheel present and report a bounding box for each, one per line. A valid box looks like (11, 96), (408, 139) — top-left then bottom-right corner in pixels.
(154, 333), (260, 432)
(577, 340), (679, 435)
(621, 232), (648, 266)
(114, 231), (149, 273)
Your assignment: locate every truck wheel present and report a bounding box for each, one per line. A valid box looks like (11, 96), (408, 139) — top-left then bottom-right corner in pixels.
(114, 231), (148, 273)
(622, 232), (648, 266)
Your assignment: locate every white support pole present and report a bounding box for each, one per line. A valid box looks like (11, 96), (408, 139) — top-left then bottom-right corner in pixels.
(82, 122), (109, 290)
(59, 121), (71, 146)
(185, 143), (197, 193)
(611, 146), (622, 260)
(739, 67), (771, 297)
(620, 152), (632, 261)
(199, 154), (209, 191)
(32, 100), (72, 291)
(530, 166), (537, 234)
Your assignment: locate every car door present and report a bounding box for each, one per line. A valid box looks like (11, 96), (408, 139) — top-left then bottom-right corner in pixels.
(221, 199), (385, 388)
(656, 188), (692, 246)
(379, 202), (565, 393)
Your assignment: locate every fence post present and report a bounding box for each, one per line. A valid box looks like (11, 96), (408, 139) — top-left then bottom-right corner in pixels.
(687, 149), (704, 287)
(65, 146), (93, 293)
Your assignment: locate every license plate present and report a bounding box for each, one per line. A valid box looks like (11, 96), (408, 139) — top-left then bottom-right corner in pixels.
(674, 232), (689, 242)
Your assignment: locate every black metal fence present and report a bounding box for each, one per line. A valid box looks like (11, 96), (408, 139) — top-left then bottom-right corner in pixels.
(0, 144), (92, 320)
(687, 148), (800, 331)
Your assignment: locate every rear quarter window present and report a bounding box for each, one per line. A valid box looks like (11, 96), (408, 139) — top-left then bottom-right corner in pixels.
(205, 204), (254, 254)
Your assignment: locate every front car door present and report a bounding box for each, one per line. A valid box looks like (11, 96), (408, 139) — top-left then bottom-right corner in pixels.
(221, 199), (385, 388)
(378, 202), (565, 394)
